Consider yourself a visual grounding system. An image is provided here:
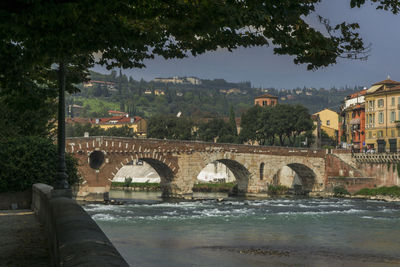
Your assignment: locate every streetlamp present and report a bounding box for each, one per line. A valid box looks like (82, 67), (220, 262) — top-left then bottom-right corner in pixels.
(54, 62), (69, 190)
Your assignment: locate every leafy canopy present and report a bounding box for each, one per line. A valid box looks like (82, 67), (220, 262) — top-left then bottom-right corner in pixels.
(1, 0), (398, 72)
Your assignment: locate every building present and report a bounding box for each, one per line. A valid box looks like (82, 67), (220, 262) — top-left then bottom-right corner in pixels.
(154, 89), (165, 96)
(93, 115), (147, 137)
(68, 104), (84, 118)
(364, 79), (400, 152)
(313, 108), (339, 141)
(153, 76), (201, 85)
(339, 90), (366, 151)
(83, 80), (116, 90)
(108, 110), (128, 117)
(254, 94), (278, 107)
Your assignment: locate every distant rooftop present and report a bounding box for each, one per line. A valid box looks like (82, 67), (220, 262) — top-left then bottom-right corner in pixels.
(372, 79), (400, 86)
(255, 93), (278, 99)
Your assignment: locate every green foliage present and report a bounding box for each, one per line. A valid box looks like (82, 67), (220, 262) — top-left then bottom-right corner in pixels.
(229, 105), (238, 136)
(197, 118), (238, 143)
(267, 185), (289, 195)
(111, 182), (161, 190)
(321, 129), (336, 147)
(240, 104), (314, 146)
(333, 186), (350, 197)
(72, 71), (365, 120)
(239, 105), (263, 144)
(147, 115), (195, 140)
(193, 182), (236, 193)
(355, 186), (400, 197)
(0, 137), (79, 193)
(396, 163), (400, 177)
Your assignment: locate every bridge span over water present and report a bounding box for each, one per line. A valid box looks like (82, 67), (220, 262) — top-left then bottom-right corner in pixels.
(66, 136), (359, 200)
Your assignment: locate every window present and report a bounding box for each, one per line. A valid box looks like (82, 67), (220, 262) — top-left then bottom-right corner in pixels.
(392, 130), (395, 137)
(378, 130), (383, 138)
(379, 112), (384, 124)
(373, 113), (375, 125)
(391, 97), (395, 106)
(368, 131), (372, 138)
(391, 111), (396, 122)
(327, 120), (330, 126)
(378, 99), (384, 108)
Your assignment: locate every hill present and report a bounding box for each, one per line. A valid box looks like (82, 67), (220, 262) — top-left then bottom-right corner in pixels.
(67, 71), (361, 119)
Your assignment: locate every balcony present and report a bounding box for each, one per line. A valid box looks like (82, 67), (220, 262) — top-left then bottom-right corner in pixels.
(395, 121), (400, 128)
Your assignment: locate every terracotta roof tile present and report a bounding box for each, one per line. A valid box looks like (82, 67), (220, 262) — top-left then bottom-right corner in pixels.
(255, 94), (278, 99)
(372, 79), (400, 86)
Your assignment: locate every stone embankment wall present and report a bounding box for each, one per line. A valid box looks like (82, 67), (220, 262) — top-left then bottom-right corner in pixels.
(0, 189), (32, 210)
(326, 152), (373, 193)
(326, 152), (400, 193)
(32, 183), (128, 267)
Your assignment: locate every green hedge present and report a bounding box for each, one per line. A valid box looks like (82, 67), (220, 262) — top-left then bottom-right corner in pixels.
(267, 185), (289, 195)
(193, 182), (235, 192)
(355, 186), (400, 197)
(333, 186), (350, 197)
(0, 137), (79, 193)
(111, 182), (161, 189)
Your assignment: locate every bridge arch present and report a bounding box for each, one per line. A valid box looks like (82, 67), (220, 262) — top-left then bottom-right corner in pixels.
(89, 150), (106, 170)
(195, 158), (251, 195)
(111, 154), (178, 197)
(275, 163), (316, 192)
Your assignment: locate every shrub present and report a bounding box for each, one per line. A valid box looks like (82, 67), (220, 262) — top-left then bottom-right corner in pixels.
(0, 136), (79, 193)
(193, 182), (236, 192)
(333, 186), (350, 197)
(355, 186), (400, 197)
(268, 185), (289, 195)
(124, 177), (133, 188)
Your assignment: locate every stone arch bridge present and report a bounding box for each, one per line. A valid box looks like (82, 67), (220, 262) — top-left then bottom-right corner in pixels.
(66, 136), (351, 200)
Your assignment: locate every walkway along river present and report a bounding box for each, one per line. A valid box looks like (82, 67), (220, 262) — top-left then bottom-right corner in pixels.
(84, 192), (400, 266)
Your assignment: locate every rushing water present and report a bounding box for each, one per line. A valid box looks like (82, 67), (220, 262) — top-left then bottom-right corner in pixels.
(84, 192), (400, 266)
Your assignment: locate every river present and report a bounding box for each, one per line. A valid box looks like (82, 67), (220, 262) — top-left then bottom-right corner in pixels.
(84, 191), (400, 266)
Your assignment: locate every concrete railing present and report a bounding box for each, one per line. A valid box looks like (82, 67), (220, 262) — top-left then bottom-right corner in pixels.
(32, 183), (128, 267)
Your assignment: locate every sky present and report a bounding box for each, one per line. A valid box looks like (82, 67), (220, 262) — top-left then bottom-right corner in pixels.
(92, 0), (400, 90)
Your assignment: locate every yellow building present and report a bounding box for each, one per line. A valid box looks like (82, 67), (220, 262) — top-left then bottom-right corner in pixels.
(94, 115), (147, 137)
(365, 79), (400, 152)
(313, 108), (339, 139)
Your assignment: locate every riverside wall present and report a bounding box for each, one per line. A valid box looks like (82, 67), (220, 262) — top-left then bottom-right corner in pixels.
(32, 183), (128, 267)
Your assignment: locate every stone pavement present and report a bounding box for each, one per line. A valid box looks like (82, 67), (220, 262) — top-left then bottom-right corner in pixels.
(0, 210), (50, 267)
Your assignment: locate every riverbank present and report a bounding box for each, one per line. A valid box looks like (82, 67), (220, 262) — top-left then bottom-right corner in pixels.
(310, 192), (400, 202)
(110, 182), (236, 193)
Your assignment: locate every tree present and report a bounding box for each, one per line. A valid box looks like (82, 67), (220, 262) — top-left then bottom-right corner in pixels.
(229, 105), (238, 136)
(147, 115), (194, 140)
(197, 118), (237, 143)
(1, 0), (399, 188)
(258, 107), (275, 145)
(288, 105), (314, 146)
(239, 105), (263, 145)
